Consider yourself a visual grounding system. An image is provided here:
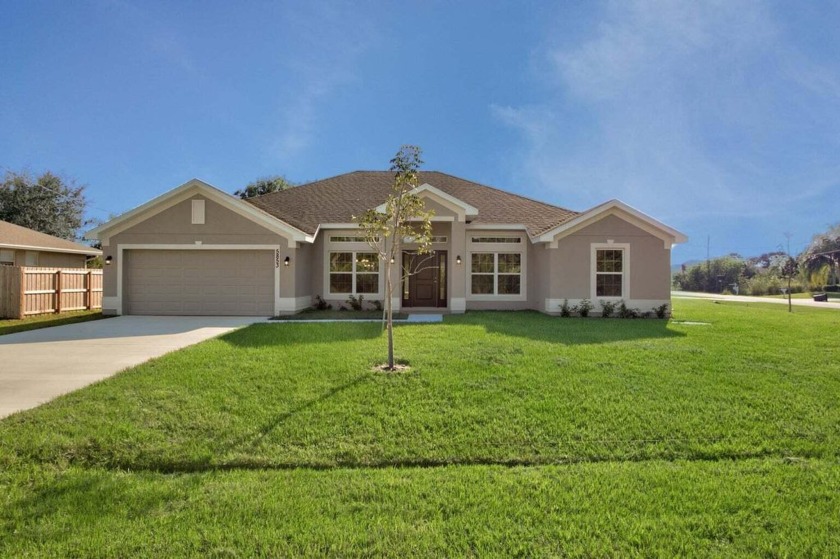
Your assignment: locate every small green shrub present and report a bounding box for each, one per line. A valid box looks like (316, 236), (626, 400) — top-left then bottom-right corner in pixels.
(559, 299), (573, 317)
(346, 294), (365, 311)
(371, 299), (383, 312)
(654, 304), (668, 319)
(577, 299), (593, 318)
(617, 301), (639, 319)
(599, 300), (616, 318)
(314, 295), (332, 310)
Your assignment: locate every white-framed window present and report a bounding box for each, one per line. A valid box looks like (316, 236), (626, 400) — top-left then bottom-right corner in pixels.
(592, 243), (629, 299)
(329, 251), (380, 294)
(471, 236), (521, 243)
(329, 235), (379, 243)
(466, 232), (527, 300)
(0, 249), (14, 266)
(470, 253), (521, 295)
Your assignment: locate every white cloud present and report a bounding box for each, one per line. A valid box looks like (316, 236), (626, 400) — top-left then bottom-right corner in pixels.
(271, 2), (378, 161)
(492, 0), (840, 227)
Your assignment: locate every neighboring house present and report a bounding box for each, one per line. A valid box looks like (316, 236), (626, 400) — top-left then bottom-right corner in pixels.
(86, 172), (687, 316)
(0, 219), (101, 268)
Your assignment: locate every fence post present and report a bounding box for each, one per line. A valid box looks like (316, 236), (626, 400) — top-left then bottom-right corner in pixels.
(18, 267), (25, 319)
(55, 269), (63, 314)
(87, 270), (93, 310)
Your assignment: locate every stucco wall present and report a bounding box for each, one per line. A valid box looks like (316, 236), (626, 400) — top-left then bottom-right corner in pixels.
(544, 213), (672, 312)
(102, 196), (289, 298)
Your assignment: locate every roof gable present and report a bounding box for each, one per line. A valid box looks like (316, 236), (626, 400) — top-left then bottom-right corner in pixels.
(86, 179), (313, 247)
(537, 199), (688, 248)
(0, 220), (101, 256)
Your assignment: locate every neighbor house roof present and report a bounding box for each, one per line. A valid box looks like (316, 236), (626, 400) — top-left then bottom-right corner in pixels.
(0, 219), (101, 255)
(246, 171), (580, 237)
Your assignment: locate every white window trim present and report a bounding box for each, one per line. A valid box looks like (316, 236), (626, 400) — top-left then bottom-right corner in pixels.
(591, 243), (630, 301)
(325, 250), (383, 298)
(465, 233), (527, 302)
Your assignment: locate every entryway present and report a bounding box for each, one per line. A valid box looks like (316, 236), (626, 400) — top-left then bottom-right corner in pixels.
(402, 250), (447, 308)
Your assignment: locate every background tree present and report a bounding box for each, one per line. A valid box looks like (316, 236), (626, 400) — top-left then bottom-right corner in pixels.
(355, 145), (434, 370)
(0, 170), (88, 241)
(799, 223), (840, 288)
(234, 175), (295, 199)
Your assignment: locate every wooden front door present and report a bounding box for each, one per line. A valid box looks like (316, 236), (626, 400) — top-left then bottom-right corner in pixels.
(402, 250), (447, 308)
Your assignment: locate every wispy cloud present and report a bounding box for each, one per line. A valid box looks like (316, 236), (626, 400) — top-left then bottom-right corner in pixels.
(271, 2), (378, 161)
(493, 0), (840, 230)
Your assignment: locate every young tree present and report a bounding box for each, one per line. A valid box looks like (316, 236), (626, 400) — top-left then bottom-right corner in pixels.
(355, 145), (434, 370)
(234, 175), (295, 199)
(0, 170), (88, 241)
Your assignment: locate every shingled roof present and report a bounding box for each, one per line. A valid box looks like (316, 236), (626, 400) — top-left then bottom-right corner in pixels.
(246, 171), (579, 238)
(0, 220), (101, 255)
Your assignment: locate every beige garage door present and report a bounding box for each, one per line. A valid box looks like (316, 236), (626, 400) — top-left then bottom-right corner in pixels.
(124, 250), (275, 316)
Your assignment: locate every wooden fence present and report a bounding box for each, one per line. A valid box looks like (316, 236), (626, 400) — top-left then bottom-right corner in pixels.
(0, 266), (103, 319)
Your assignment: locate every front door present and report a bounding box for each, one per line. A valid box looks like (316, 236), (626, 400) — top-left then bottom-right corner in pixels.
(402, 250), (447, 308)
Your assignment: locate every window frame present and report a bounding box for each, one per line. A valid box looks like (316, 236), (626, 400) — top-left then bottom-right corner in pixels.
(590, 243), (630, 300)
(326, 250), (383, 297)
(466, 233), (527, 301)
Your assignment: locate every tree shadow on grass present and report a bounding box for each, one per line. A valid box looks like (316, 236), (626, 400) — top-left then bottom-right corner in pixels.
(218, 322), (383, 348)
(448, 311), (686, 345)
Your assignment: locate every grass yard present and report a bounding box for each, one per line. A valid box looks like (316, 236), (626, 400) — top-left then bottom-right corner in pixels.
(1, 300), (839, 556)
(0, 309), (105, 336)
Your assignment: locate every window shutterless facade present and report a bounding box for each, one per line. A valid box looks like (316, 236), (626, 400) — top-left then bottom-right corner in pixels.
(329, 251), (379, 294)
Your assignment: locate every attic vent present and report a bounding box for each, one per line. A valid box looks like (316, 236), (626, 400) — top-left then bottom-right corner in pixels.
(191, 199), (205, 225)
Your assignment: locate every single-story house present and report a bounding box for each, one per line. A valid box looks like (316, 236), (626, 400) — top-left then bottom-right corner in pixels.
(86, 172), (687, 316)
(1, 219), (101, 268)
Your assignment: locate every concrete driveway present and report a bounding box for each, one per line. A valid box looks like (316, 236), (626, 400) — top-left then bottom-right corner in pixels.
(0, 316), (266, 419)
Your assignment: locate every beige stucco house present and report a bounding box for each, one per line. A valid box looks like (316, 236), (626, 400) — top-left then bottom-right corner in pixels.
(1, 219), (101, 268)
(86, 172), (686, 316)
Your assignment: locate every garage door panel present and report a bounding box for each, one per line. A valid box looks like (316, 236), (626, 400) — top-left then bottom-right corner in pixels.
(125, 250), (275, 316)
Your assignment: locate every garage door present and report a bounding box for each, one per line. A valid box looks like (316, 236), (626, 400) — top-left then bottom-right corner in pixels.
(124, 250), (275, 316)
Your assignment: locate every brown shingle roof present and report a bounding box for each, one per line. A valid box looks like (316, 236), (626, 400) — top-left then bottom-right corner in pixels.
(0, 220), (101, 255)
(246, 171), (579, 238)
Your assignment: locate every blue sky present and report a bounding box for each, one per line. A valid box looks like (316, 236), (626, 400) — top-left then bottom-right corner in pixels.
(2, 0), (838, 263)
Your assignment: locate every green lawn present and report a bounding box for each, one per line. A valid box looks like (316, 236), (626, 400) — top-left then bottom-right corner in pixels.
(0, 309), (105, 336)
(2, 300), (839, 556)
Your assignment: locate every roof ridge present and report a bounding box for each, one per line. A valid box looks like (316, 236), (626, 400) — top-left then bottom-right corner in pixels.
(422, 170), (579, 215)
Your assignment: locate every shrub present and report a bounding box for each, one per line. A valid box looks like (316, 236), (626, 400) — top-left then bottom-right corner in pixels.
(599, 300), (616, 318)
(313, 295), (332, 310)
(577, 299), (593, 318)
(559, 299), (573, 317)
(371, 299), (383, 312)
(346, 294), (365, 311)
(617, 300), (639, 319)
(654, 304), (668, 319)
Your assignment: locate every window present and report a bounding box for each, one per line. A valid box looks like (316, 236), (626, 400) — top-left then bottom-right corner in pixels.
(0, 249), (14, 266)
(471, 236), (521, 243)
(25, 251), (38, 266)
(431, 236), (448, 243)
(330, 235), (378, 243)
(471, 253), (521, 295)
(329, 251), (379, 294)
(595, 249), (624, 297)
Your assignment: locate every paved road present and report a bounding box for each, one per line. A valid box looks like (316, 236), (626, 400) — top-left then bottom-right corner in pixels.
(672, 291), (840, 310)
(0, 316), (265, 419)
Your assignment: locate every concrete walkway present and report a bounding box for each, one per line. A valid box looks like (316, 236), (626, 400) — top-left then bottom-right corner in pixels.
(672, 291), (840, 310)
(0, 316), (264, 419)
